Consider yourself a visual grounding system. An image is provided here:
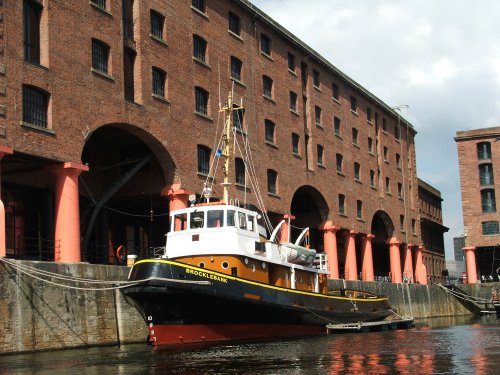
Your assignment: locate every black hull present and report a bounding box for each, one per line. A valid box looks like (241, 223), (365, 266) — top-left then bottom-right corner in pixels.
(123, 259), (392, 344)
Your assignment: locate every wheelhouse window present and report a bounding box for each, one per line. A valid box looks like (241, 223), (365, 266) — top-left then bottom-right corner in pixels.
(192, 0), (205, 13)
(207, 210), (224, 228)
(193, 35), (207, 63)
(23, 0), (42, 64)
(267, 169), (278, 195)
(227, 210), (236, 227)
(197, 145), (211, 175)
(263, 75), (273, 99)
(482, 189), (496, 213)
(230, 56), (242, 82)
(195, 86), (209, 115)
(173, 213), (188, 231)
(235, 157), (245, 185)
(92, 39), (110, 74)
(479, 163), (494, 185)
(260, 34), (271, 56)
(477, 142), (492, 160)
(265, 120), (275, 144)
(150, 10), (165, 40)
(190, 211), (205, 229)
(152, 67), (166, 98)
(22, 85), (48, 128)
(228, 12), (240, 35)
(238, 212), (247, 230)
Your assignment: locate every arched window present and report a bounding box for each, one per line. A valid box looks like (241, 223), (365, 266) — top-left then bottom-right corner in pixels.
(197, 145), (211, 175)
(22, 85), (49, 128)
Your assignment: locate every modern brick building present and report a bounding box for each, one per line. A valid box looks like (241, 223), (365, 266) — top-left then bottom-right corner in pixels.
(0, 0), (427, 283)
(417, 178), (448, 283)
(456, 126), (500, 282)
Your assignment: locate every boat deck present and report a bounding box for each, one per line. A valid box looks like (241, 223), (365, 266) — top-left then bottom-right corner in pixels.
(326, 318), (414, 334)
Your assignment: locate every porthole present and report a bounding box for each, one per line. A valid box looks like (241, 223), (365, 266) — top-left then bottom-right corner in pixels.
(261, 262), (266, 270)
(251, 265), (256, 272)
(199, 262), (205, 268)
(222, 261), (229, 269)
(244, 258), (249, 265)
(210, 256), (214, 263)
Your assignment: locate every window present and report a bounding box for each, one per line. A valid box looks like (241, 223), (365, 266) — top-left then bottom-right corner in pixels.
(382, 118), (387, 132)
(230, 56), (242, 82)
(367, 107), (372, 122)
(357, 200), (363, 219)
(228, 12), (240, 35)
(482, 221), (500, 235)
(398, 182), (403, 198)
(313, 70), (320, 88)
(350, 96), (357, 112)
(260, 34), (271, 56)
(288, 53), (296, 72)
(352, 128), (358, 145)
(315, 106), (322, 126)
(482, 189), (496, 212)
(292, 133), (300, 155)
(336, 153), (343, 174)
(235, 158), (245, 185)
(412, 219), (416, 234)
(317, 145), (324, 166)
(400, 215), (405, 231)
(91, 0), (106, 8)
(192, 0), (205, 13)
(152, 67), (166, 98)
(339, 194), (346, 215)
(370, 170), (376, 187)
(263, 75), (273, 99)
(368, 137), (373, 154)
(477, 142), (492, 160)
(396, 153), (401, 169)
(290, 91), (297, 112)
(197, 145), (211, 175)
(22, 85), (48, 128)
(92, 39), (110, 74)
(207, 210), (224, 228)
(385, 177), (391, 193)
(123, 48), (136, 101)
(267, 169), (277, 195)
(150, 10), (165, 40)
(233, 106), (244, 131)
(480, 163), (494, 185)
(332, 83), (339, 100)
(395, 124), (400, 140)
(193, 35), (207, 63)
(191, 211), (205, 229)
(123, 0), (134, 41)
(383, 146), (388, 162)
(195, 86), (209, 115)
(24, 0), (42, 64)
(265, 120), (275, 143)
(334, 117), (341, 136)
(354, 162), (360, 181)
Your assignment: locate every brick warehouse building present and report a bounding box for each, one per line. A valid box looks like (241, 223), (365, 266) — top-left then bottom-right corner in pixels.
(456, 126), (500, 283)
(0, 0), (430, 284)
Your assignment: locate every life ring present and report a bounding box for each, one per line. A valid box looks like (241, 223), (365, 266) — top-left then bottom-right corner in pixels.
(116, 245), (125, 261)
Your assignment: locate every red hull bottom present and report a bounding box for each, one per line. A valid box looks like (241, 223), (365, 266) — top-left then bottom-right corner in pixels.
(148, 324), (327, 346)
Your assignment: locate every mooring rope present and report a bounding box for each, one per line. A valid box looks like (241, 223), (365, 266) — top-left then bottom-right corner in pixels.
(437, 283), (494, 303)
(0, 257), (210, 291)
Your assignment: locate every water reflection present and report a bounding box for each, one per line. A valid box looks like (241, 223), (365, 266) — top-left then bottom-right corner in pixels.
(0, 315), (498, 374)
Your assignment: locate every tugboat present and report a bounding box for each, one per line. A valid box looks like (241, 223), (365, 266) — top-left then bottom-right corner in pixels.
(122, 91), (393, 346)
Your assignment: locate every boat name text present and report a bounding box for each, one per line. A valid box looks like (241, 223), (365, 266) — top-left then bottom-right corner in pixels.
(186, 268), (228, 283)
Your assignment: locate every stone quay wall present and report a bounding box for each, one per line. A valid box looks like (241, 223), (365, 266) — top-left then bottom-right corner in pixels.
(0, 260), (483, 355)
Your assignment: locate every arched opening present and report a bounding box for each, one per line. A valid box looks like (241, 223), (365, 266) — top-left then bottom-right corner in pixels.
(371, 210), (394, 279)
(290, 186), (329, 252)
(80, 124), (175, 264)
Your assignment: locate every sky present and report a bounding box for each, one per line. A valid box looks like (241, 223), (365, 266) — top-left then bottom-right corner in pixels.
(251, 0), (500, 259)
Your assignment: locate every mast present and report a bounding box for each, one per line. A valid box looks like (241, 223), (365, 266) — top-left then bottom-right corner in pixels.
(220, 91), (242, 204)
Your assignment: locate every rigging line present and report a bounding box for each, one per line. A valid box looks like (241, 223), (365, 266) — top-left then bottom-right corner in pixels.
(437, 284), (494, 303)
